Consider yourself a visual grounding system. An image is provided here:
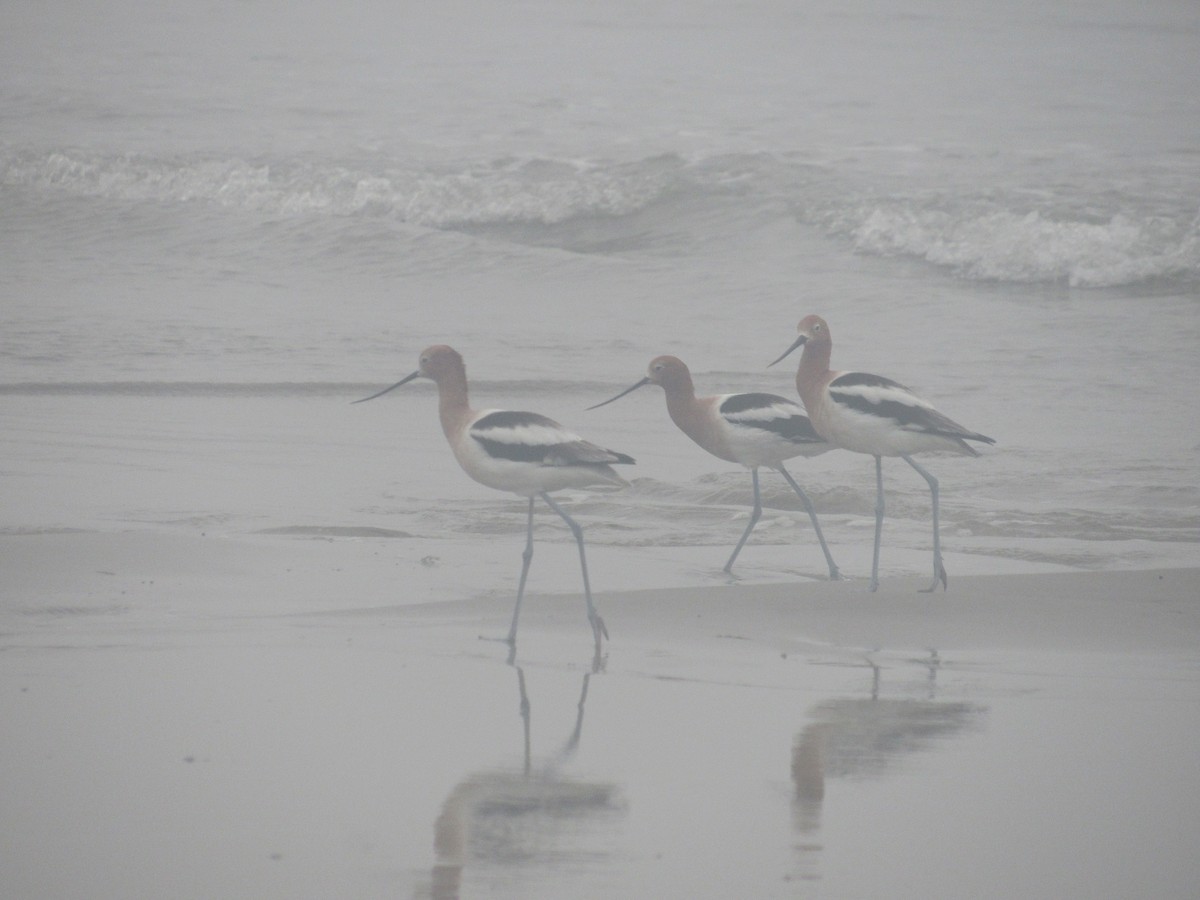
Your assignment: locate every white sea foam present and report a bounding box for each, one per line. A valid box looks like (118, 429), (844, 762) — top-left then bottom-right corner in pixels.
(847, 203), (1200, 287)
(1, 148), (679, 228)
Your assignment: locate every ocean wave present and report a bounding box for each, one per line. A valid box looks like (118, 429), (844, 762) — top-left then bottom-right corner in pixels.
(5, 144), (1198, 288)
(825, 199), (1200, 288)
(0, 146), (686, 229)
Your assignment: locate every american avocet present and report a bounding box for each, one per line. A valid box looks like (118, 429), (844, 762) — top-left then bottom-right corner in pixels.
(770, 316), (994, 592)
(354, 345), (632, 656)
(589, 355), (840, 579)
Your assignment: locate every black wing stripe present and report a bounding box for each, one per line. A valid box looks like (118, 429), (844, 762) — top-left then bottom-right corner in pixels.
(720, 392), (824, 443)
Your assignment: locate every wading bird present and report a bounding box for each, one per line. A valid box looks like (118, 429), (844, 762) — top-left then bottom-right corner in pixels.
(771, 316), (994, 591)
(589, 355), (839, 579)
(355, 345), (633, 656)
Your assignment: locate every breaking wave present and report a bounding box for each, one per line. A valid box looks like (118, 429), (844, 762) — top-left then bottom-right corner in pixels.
(4, 144), (1198, 288)
(833, 200), (1200, 288)
(0, 146), (684, 228)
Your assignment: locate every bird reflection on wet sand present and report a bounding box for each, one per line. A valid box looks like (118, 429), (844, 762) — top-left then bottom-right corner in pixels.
(420, 666), (623, 899)
(791, 652), (986, 882)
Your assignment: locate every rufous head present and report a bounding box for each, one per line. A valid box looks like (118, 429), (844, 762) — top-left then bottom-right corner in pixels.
(796, 315), (830, 345)
(414, 344), (465, 382)
(769, 315), (831, 367)
(587, 355), (693, 410)
(352, 344), (465, 404)
(644, 355), (691, 389)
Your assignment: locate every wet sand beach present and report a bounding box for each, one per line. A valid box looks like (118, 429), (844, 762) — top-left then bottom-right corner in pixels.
(3, 525), (1198, 899)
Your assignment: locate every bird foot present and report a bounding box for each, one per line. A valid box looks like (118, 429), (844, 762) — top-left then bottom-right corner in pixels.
(589, 613), (609, 671)
(591, 646), (608, 674)
(591, 612), (609, 643)
(477, 634), (518, 665)
(919, 561), (948, 593)
(478, 633), (517, 645)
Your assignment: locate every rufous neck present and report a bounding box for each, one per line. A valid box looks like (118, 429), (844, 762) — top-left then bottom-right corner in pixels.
(661, 372), (699, 429)
(796, 338), (832, 405)
(434, 367), (472, 439)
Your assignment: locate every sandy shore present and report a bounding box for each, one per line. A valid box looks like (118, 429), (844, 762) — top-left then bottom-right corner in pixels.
(3, 529), (1198, 899)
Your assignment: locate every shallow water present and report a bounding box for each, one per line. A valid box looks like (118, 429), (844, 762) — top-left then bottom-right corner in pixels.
(2, 385), (1195, 586)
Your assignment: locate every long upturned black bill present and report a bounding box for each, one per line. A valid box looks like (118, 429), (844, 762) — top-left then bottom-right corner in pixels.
(586, 376), (651, 410)
(352, 370), (421, 404)
(768, 334), (807, 368)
